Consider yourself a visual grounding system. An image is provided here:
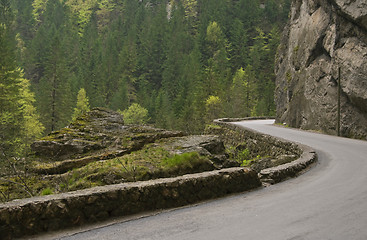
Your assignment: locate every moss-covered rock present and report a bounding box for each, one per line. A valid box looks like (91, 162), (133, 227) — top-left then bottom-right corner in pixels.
(30, 108), (185, 174)
(0, 108), (235, 201)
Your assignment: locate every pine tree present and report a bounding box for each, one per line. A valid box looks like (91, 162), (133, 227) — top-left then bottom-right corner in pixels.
(33, 0), (75, 132)
(230, 68), (247, 117)
(138, 2), (168, 90)
(72, 88), (90, 121)
(228, 19), (248, 72)
(0, 0), (44, 159)
(204, 21), (230, 96)
(243, 65), (258, 116)
(205, 95), (222, 123)
(178, 44), (206, 133)
(78, 8), (104, 108)
(0, 0), (23, 158)
(110, 35), (138, 111)
(154, 89), (175, 129)
(37, 34), (72, 132)
(18, 72), (44, 148)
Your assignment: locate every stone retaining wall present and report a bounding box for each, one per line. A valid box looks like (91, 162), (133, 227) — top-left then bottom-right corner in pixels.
(213, 118), (317, 184)
(258, 143), (316, 184)
(0, 168), (261, 239)
(211, 118), (302, 159)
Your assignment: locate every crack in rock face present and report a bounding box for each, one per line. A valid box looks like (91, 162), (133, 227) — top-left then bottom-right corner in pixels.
(275, 0), (367, 139)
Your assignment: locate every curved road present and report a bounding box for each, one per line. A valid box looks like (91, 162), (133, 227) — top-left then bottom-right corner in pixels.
(55, 120), (367, 240)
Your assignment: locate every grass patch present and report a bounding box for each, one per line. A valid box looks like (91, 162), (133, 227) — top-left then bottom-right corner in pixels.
(161, 152), (202, 168)
(240, 155), (261, 167)
(40, 188), (53, 196)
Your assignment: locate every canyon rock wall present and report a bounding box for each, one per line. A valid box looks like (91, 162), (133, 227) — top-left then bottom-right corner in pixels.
(275, 0), (367, 138)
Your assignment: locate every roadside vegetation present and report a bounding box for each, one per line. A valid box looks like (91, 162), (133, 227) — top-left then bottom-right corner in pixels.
(0, 133), (218, 202)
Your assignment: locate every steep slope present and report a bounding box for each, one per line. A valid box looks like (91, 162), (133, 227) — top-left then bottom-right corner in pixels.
(275, 0), (367, 138)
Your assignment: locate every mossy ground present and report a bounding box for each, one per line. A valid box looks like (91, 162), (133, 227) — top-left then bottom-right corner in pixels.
(0, 143), (213, 202)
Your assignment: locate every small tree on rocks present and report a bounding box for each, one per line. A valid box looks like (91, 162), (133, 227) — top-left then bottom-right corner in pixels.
(121, 103), (149, 125)
(72, 88), (90, 121)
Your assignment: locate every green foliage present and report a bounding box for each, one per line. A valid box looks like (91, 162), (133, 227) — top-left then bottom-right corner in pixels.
(238, 148), (250, 161)
(161, 152), (201, 168)
(30, 0), (77, 133)
(1, 1), (43, 159)
(1, 0), (293, 201)
(65, 0), (99, 35)
(32, 0), (47, 23)
(205, 95), (222, 121)
(72, 88), (90, 121)
(121, 103), (149, 125)
(40, 187), (53, 196)
(206, 21), (224, 48)
(18, 72), (45, 147)
(230, 67), (247, 117)
(8, 0), (290, 143)
(241, 155), (261, 167)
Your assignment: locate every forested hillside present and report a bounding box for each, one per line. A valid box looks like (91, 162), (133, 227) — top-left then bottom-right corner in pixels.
(1, 0), (290, 159)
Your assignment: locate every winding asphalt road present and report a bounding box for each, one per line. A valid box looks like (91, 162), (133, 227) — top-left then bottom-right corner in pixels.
(54, 120), (367, 240)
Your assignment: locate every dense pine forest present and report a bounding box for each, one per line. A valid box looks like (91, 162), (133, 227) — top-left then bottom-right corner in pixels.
(1, 0), (290, 161)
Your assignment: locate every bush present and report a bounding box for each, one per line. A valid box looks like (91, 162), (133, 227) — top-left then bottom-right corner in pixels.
(120, 103), (149, 125)
(162, 152), (201, 168)
(40, 188), (53, 196)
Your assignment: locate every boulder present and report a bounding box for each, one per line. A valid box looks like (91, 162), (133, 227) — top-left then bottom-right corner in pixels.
(159, 135), (236, 168)
(31, 108), (125, 160)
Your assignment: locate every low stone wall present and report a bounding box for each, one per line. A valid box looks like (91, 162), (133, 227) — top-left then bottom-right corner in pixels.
(0, 168), (261, 239)
(258, 144), (317, 184)
(213, 118), (317, 184)
(210, 118), (302, 159)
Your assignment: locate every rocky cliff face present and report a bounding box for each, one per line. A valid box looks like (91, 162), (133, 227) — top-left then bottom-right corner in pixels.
(275, 0), (367, 138)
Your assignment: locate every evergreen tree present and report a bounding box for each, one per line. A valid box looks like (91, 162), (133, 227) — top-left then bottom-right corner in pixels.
(72, 88), (90, 121)
(234, 0), (261, 30)
(1, 0), (23, 158)
(205, 95), (222, 123)
(228, 19), (248, 72)
(230, 68), (247, 117)
(37, 34), (72, 132)
(18, 72), (44, 148)
(78, 8), (104, 108)
(138, 2), (168, 90)
(204, 21), (230, 96)
(154, 89), (175, 129)
(243, 65), (258, 116)
(178, 44), (206, 133)
(110, 35), (138, 111)
(0, 0), (44, 159)
(33, 0), (76, 132)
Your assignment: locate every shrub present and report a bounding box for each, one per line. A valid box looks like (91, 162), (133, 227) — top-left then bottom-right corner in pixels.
(120, 103), (149, 124)
(162, 152), (201, 168)
(40, 188), (53, 196)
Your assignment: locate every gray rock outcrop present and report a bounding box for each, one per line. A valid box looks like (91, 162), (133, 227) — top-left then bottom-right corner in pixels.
(30, 108), (185, 173)
(275, 0), (367, 138)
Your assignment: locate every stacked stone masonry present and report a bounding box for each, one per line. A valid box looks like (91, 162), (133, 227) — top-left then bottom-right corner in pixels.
(0, 168), (261, 239)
